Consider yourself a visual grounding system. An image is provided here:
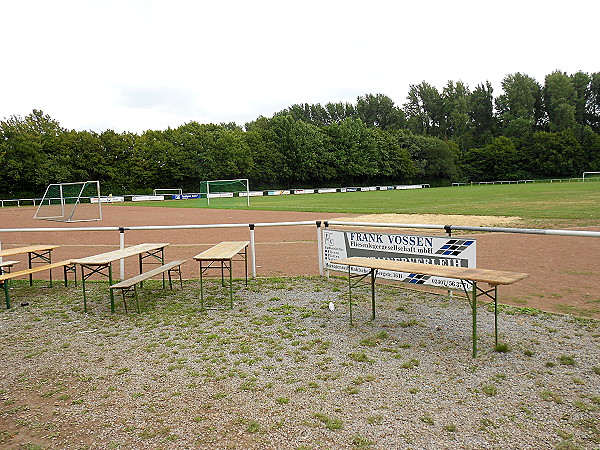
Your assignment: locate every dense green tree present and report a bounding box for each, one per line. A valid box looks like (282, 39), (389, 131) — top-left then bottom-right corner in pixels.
(525, 130), (585, 177)
(356, 93), (406, 130)
(462, 136), (526, 181)
(323, 118), (379, 184)
(393, 130), (458, 183)
(587, 72), (600, 132)
(469, 82), (496, 146)
(544, 71), (577, 132)
(404, 82), (445, 137)
(496, 73), (543, 139)
(442, 80), (473, 149)
(0, 110), (65, 196)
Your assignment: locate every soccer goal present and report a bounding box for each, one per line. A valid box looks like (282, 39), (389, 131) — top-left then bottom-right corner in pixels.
(582, 171), (600, 181)
(199, 179), (250, 207)
(153, 188), (183, 197)
(34, 181), (102, 222)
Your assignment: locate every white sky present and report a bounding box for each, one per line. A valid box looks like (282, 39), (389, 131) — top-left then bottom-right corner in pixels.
(1, 0), (598, 133)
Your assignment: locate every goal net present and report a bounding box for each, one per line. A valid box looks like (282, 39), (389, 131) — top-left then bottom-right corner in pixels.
(199, 179), (250, 207)
(34, 181), (102, 222)
(582, 171), (600, 181)
(153, 188), (183, 197)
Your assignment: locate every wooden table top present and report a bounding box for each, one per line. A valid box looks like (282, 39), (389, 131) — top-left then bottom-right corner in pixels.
(0, 245), (59, 257)
(193, 241), (250, 261)
(332, 257), (529, 286)
(71, 243), (170, 266)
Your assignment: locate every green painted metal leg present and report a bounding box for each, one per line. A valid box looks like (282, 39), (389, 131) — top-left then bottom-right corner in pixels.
(199, 262), (204, 310)
(494, 286), (498, 347)
(109, 264), (115, 313)
(134, 284), (140, 314)
(82, 267), (87, 313)
(348, 266), (353, 325)
(229, 261), (233, 309)
(371, 268), (376, 321)
(472, 281), (477, 358)
(3, 281), (10, 309)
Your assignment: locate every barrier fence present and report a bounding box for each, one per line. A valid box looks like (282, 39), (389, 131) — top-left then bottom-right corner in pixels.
(1, 221), (599, 283)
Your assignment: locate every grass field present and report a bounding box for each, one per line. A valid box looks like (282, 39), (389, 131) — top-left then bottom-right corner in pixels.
(136, 182), (600, 225)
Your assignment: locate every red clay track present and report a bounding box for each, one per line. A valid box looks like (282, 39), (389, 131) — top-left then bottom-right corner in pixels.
(1, 204), (599, 318)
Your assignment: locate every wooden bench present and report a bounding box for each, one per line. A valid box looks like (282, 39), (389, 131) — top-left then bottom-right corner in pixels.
(0, 245), (60, 286)
(0, 260), (75, 309)
(332, 257), (529, 357)
(193, 241), (250, 310)
(71, 243), (170, 313)
(109, 260), (186, 313)
(0, 260), (19, 274)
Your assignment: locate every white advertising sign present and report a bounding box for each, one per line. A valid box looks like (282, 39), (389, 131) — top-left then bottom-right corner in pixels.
(324, 229), (476, 290)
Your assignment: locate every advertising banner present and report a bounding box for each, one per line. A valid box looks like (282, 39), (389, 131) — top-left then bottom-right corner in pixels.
(132, 195), (164, 202)
(324, 229), (476, 290)
(172, 194), (200, 200)
(91, 196), (125, 203)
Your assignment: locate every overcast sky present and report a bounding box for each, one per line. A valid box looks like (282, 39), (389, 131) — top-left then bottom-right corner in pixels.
(1, 0), (597, 133)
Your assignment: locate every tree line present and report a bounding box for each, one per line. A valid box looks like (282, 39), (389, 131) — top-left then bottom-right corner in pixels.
(1, 70), (599, 198)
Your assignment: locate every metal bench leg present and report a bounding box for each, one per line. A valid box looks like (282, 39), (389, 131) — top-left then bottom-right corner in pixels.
(199, 262), (205, 310)
(472, 281), (477, 358)
(134, 284), (140, 313)
(348, 266), (353, 325)
(228, 260), (233, 309)
(370, 268), (377, 321)
(81, 266), (88, 313)
(2, 281), (10, 309)
(494, 286), (498, 347)
(121, 289), (128, 314)
(108, 263), (115, 314)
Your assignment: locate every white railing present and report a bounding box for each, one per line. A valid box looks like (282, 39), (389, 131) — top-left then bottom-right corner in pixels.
(2, 220), (599, 283)
(453, 177), (600, 186)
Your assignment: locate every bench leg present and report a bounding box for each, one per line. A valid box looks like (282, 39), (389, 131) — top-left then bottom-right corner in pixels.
(2, 281), (10, 309)
(494, 286), (498, 347)
(199, 262), (205, 310)
(134, 284), (140, 314)
(229, 260), (233, 309)
(348, 266), (353, 325)
(370, 268), (376, 321)
(472, 281), (477, 358)
(81, 266), (88, 313)
(121, 289), (128, 314)
(108, 263), (115, 314)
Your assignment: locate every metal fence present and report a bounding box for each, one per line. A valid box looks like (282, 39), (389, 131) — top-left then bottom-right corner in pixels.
(1, 220), (599, 282)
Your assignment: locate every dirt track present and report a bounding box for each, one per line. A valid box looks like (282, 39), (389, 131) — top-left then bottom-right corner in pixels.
(1, 205), (599, 318)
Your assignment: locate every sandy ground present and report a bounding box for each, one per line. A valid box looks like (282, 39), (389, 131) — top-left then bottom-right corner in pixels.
(0, 205), (599, 318)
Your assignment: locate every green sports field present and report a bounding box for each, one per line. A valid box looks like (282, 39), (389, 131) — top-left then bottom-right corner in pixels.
(137, 182), (600, 225)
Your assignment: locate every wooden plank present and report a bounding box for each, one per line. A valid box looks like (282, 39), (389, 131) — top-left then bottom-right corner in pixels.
(0, 245), (59, 257)
(71, 243), (170, 265)
(333, 257), (529, 286)
(193, 241), (250, 261)
(0, 260), (72, 282)
(110, 260), (186, 289)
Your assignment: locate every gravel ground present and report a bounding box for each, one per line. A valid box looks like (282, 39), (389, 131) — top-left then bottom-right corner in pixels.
(0, 276), (598, 449)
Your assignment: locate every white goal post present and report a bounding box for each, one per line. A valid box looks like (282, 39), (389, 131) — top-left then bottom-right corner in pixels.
(200, 179), (250, 206)
(582, 171), (600, 181)
(153, 188), (183, 196)
(34, 181), (102, 222)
